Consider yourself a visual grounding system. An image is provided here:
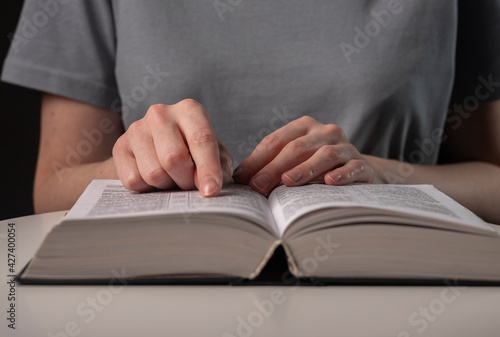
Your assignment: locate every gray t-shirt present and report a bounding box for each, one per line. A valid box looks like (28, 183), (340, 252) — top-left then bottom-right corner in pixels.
(2, 0), (499, 166)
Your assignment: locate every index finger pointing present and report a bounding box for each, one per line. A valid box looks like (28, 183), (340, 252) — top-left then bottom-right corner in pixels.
(179, 114), (223, 197)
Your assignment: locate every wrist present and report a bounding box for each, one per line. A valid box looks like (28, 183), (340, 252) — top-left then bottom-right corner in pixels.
(362, 154), (413, 184)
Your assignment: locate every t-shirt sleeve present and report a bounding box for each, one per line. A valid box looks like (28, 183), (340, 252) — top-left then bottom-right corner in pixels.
(450, 0), (500, 105)
(1, 0), (119, 109)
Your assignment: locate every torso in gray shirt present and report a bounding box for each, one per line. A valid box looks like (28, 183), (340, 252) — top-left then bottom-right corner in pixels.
(2, 0), (457, 166)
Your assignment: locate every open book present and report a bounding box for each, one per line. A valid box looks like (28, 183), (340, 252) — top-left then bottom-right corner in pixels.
(19, 180), (500, 284)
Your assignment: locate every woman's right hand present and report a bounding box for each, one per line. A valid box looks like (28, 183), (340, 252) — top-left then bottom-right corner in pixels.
(113, 99), (233, 197)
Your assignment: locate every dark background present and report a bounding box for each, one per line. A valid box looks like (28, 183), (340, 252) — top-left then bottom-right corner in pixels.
(1, 1), (41, 220)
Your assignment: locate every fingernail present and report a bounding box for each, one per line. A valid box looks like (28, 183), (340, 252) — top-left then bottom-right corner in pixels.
(284, 169), (302, 183)
(201, 177), (219, 197)
(327, 173), (342, 183)
(233, 167), (249, 182)
(251, 174), (272, 193)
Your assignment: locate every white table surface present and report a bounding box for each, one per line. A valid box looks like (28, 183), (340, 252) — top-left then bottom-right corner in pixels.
(1, 211), (499, 337)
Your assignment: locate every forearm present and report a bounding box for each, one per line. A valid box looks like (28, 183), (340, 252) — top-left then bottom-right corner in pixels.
(34, 157), (118, 214)
(365, 155), (500, 224)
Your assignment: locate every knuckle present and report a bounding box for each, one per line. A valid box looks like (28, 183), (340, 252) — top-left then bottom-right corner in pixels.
(143, 167), (168, 186)
(147, 104), (168, 118)
(286, 139), (308, 154)
(298, 115), (316, 125)
(319, 145), (339, 161)
(146, 104), (171, 125)
(161, 147), (192, 169)
(127, 120), (141, 133)
(352, 160), (365, 172)
(260, 134), (282, 148)
(345, 160), (365, 180)
(126, 121), (149, 144)
(290, 115), (316, 129)
(323, 123), (344, 137)
(122, 174), (146, 191)
(177, 98), (203, 111)
(191, 128), (217, 146)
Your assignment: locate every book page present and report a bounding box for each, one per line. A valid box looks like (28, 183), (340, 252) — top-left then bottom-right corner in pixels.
(268, 184), (496, 236)
(65, 180), (279, 235)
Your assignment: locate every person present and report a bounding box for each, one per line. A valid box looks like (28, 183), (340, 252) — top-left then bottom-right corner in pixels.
(2, 0), (500, 224)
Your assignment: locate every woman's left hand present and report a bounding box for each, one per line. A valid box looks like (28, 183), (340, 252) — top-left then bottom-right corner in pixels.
(233, 116), (383, 194)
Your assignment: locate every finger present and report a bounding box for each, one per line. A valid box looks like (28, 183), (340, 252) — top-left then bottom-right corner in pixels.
(177, 108), (223, 197)
(325, 159), (374, 186)
(249, 132), (330, 193)
(130, 131), (176, 190)
(234, 118), (346, 185)
(282, 144), (355, 186)
(114, 148), (152, 192)
(233, 119), (310, 184)
(193, 139), (234, 188)
(248, 128), (347, 194)
(150, 119), (196, 191)
(113, 136), (159, 192)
